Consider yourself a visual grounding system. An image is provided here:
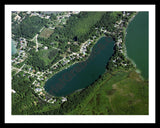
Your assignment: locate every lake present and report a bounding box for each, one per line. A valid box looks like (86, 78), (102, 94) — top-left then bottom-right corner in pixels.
(12, 39), (17, 55)
(125, 12), (149, 79)
(44, 37), (115, 96)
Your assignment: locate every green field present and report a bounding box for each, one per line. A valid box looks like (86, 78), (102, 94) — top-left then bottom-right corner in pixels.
(38, 48), (58, 66)
(67, 70), (148, 115)
(72, 12), (105, 36)
(39, 28), (54, 39)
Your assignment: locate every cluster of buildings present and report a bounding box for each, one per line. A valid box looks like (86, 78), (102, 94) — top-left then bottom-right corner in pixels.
(52, 52), (82, 70)
(12, 11), (78, 26)
(32, 77), (67, 104)
(111, 12), (135, 68)
(28, 11), (51, 19)
(80, 40), (92, 56)
(12, 38), (27, 65)
(12, 11), (134, 105)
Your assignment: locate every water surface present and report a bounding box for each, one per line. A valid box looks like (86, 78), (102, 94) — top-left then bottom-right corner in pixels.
(12, 39), (17, 55)
(125, 12), (149, 79)
(44, 37), (115, 96)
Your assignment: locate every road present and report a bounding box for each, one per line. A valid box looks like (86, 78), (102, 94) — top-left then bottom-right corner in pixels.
(30, 34), (39, 52)
(35, 34), (39, 52)
(12, 65), (43, 78)
(12, 64), (25, 74)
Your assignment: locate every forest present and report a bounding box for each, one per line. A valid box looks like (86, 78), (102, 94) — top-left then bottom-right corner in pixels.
(12, 15), (48, 39)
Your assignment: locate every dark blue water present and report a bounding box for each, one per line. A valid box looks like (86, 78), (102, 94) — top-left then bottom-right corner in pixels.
(44, 37), (115, 96)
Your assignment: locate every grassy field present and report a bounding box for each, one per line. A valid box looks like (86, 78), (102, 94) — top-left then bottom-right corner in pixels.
(39, 28), (54, 39)
(72, 12), (105, 37)
(68, 70), (148, 115)
(38, 48), (58, 66)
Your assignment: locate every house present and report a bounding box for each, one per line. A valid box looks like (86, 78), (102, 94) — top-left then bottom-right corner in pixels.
(113, 60), (116, 63)
(14, 15), (21, 21)
(35, 88), (42, 92)
(83, 51), (86, 55)
(44, 46), (48, 50)
(11, 89), (16, 93)
(45, 15), (50, 19)
(88, 41), (91, 45)
(61, 97), (67, 103)
(72, 11), (80, 14)
(53, 66), (57, 69)
(127, 12), (130, 16)
(27, 11), (31, 14)
(36, 83), (40, 87)
(52, 99), (56, 103)
(19, 50), (24, 53)
(123, 11), (126, 16)
(40, 92), (43, 95)
(93, 36), (96, 39)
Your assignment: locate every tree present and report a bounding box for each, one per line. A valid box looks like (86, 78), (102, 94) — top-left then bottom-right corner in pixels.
(50, 13), (57, 20)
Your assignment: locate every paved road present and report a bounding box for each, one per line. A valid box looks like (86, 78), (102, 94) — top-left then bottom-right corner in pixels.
(35, 34), (39, 52)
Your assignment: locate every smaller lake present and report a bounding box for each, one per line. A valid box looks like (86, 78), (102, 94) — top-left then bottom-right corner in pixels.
(44, 37), (115, 97)
(12, 39), (17, 55)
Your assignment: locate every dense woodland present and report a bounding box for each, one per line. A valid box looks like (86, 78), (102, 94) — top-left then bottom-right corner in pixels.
(12, 15), (48, 39)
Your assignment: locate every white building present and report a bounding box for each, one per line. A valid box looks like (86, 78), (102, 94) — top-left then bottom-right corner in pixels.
(35, 88), (42, 92)
(61, 97), (67, 103)
(45, 16), (50, 19)
(72, 11), (80, 14)
(11, 89), (16, 93)
(14, 15), (21, 21)
(44, 46), (48, 50)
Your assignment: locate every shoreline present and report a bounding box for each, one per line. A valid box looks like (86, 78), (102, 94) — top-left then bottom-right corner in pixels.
(34, 12), (147, 99)
(44, 35), (106, 82)
(44, 12), (140, 97)
(123, 12), (138, 67)
(43, 35), (107, 97)
(123, 12), (147, 81)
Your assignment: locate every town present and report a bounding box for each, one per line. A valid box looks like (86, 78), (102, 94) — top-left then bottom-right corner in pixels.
(11, 11), (136, 104)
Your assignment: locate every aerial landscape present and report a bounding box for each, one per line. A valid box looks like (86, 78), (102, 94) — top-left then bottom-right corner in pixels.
(11, 11), (148, 115)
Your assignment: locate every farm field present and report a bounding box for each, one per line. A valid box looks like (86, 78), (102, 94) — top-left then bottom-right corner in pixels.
(39, 28), (54, 39)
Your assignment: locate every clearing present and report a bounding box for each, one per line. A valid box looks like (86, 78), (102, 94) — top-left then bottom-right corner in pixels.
(39, 28), (54, 39)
